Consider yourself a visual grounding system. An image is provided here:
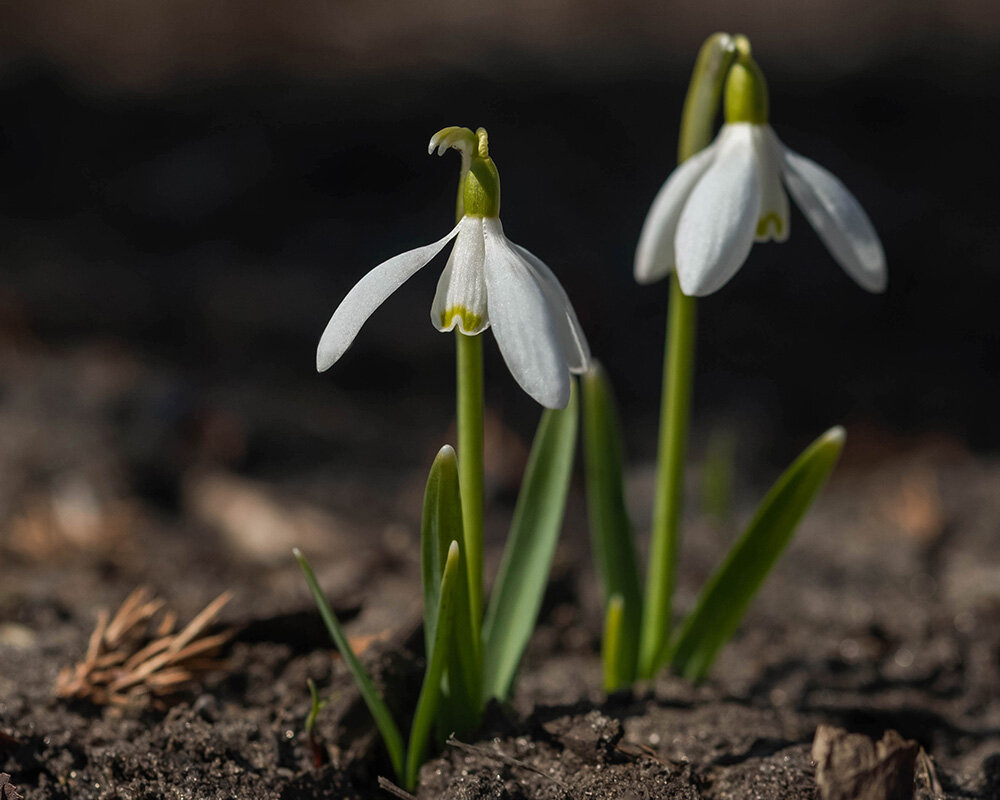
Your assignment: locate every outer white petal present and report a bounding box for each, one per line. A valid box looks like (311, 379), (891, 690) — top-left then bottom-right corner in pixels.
(675, 124), (762, 297)
(482, 218), (570, 408)
(316, 223), (461, 371)
(780, 142), (887, 293)
(753, 126), (790, 243)
(512, 244), (591, 373)
(431, 217), (490, 334)
(634, 140), (719, 284)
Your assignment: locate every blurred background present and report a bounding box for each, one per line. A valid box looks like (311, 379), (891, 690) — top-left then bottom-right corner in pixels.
(0, 0), (997, 547)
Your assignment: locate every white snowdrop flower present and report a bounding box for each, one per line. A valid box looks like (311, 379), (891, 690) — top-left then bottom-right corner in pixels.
(317, 127), (590, 409)
(635, 56), (887, 296)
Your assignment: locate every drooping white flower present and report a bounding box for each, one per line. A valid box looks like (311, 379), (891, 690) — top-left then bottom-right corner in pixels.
(635, 57), (887, 297)
(317, 127), (590, 409)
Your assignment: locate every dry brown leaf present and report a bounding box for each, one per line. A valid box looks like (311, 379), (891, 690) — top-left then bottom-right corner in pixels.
(0, 774), (23, 800)
(812, 724), (919, 800)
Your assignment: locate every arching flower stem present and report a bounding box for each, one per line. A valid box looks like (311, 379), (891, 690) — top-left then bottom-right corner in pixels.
(638, 33), (741, 679)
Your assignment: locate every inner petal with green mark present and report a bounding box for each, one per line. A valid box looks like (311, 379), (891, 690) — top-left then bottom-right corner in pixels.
(753, 127), (790, 243)
(440, 306), (485, 334)
(756, 212), (785, 239)
(431, 217), (490, 334)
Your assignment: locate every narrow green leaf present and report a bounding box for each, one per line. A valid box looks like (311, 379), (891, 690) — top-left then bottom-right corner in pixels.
(420, 445), (480, 739)
(602, 595), (626, 692)
(667, 426), (846, 680)
(420, 445), (463, 662)
(581, 362), (642, 686)
(294, 548), (405, 781)
(440, 536), (481, 738)
(304, 678), (327, 739)
(405, 540), (462, 791)
(481, 381), (579, 702)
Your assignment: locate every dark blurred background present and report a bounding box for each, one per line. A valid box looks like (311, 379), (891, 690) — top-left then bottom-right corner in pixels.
(0, 0), (997, 501)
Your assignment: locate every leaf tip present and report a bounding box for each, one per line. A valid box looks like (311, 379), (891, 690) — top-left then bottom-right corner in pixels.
(435, 443), (457, 463)
(823, 426), (847, 447)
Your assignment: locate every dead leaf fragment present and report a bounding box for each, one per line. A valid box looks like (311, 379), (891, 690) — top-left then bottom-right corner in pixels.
(812, 724), (920, 800)
(0, 773), (23, 800)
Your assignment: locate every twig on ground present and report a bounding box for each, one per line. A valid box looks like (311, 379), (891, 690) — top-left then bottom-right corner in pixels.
(447, 734), (570, 793)
(55, 587), (234, 709)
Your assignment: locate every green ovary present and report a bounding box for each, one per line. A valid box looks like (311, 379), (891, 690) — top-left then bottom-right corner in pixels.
(757, 212), (784, 238)
(441, 306), (483, 333)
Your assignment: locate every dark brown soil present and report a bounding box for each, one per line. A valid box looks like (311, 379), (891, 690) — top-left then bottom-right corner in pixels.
(2, 344), (999, 799)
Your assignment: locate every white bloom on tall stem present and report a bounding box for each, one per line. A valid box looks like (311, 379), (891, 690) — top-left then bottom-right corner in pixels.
(635, 55), (887, 296)
(317, 127), (590, 409)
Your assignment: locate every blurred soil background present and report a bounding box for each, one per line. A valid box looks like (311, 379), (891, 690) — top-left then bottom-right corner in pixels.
(0, 1), (999, 797)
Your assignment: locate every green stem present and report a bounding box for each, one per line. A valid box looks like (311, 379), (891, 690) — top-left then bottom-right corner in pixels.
(638, 275), (696, 677)
(637, 32), (738, 679)
(456, 331), (484, 647)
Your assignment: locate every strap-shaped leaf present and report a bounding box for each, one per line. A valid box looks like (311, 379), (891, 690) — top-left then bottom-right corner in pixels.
(667, 426), (845, 680)
(294, 548), (405, 781)
(440, 535), (481, 737)
(481, 381), (579, 702)
(420, 445), (480, 738)
(421, 445), (463, 662)
(581, 363), (642, 688)
(405, 541), (462, 791)
(602, 594), (626, 692)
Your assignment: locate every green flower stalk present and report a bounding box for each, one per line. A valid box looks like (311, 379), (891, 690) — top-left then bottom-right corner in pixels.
(455, 328), (485, 638)
(636, 31), (740, 679)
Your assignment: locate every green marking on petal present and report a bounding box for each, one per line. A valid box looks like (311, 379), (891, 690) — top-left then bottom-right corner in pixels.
(441, 306), (484, 333)
(756, 212), (784, 238)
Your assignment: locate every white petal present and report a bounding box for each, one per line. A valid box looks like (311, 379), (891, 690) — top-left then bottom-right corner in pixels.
(754, 127), (790, 243)
(634, 140), (719, 284)
(316, 224), (461, 371)
(675, 124), (762, 297)
(482, 219), (570, 409)
(431, 217), (490, 334)
(512, 244), (591, 373)
(780, 143), (887, 293)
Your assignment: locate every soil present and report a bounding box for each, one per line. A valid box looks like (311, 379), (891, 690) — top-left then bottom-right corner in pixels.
(1, 343), (998, 800)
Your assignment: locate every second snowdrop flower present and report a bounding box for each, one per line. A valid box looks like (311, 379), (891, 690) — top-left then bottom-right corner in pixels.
(635, 54), (887, 296)
(317, 127), (589, 409)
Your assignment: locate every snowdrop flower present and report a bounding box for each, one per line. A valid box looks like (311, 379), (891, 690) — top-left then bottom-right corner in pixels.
(317, 127), (590, 409)
(635, 55), (887, 296)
